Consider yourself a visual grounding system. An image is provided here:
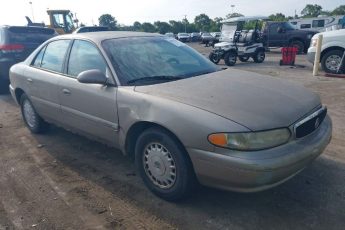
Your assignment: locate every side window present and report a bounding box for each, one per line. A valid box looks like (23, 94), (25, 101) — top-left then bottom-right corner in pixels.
(67, 40), (107, 77)
(41, 40), (70, 73)
(32, 46), (46, 67)
(312, 20), (325, 28)
(301, 24), (311, 29)
(269, 24), (279, 34)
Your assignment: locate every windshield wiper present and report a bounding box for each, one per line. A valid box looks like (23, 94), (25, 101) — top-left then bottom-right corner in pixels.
(127, 75), (183, 85)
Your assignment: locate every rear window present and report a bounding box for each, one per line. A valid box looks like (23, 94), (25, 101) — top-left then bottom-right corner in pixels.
(7, 27), (56, 44)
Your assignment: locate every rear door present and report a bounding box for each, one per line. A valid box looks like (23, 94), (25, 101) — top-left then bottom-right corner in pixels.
(25, 39), (71, 123)
(58, 39), (119, 145)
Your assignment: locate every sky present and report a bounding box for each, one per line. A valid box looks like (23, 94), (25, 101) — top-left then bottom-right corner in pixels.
(0, 0), (343, 26)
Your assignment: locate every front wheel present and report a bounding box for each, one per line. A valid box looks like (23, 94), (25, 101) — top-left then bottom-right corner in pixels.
(253, 50), (265, 63)
(209, 52), (220, 64)
(224, 51), (237, 66)
(20, 93), (49, 133)
(135, 128), (196, 201)
(321, 50), (344, 74)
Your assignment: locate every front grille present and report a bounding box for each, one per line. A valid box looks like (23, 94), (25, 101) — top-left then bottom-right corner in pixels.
(294, 107), (327, 138)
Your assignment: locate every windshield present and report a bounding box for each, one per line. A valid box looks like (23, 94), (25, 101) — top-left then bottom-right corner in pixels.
(221, 24), (237, 41)
(102, 37), (219, 85)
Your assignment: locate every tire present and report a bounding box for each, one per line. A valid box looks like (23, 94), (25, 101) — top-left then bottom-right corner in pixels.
(290, 40), (305, 54)
(253, 50), (265, 63)
(20, 94), (49, 133)
(321, 50), (344, 74)
(239, 56), (250, 62)
(224, 51), (237, 66)
(135, 128), (197, 201)
(209, 52), (220, 64)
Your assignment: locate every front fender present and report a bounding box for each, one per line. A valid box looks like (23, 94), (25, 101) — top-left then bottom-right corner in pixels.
(116, 87), (249, 154)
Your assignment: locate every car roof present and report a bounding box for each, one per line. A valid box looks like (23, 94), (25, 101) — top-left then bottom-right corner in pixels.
(53, 31), (161, 43)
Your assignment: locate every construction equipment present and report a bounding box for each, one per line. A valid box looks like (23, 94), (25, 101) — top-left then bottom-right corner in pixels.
(26, 10), (78, 34)
(47, 10), (78, 34)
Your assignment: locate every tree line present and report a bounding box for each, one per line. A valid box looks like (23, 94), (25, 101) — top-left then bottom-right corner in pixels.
(97, 4), (345, 34)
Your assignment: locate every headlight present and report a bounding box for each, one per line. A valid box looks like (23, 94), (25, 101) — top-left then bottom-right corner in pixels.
(208, 128), (291, 151)
(311, 38), (318, 47)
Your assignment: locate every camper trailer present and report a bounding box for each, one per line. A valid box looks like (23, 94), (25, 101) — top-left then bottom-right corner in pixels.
(289, 15), (344, 32)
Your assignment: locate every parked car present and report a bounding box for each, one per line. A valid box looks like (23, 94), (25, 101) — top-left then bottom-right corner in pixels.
(211, 32), (221, 43)
(261, 21), (318, 54)
(190, 32), (201, 42)
(73, 26), (109, 33)
(307, 29), (345, 74)
(0, 25), (57, 93)
(200, 32), (215, 45)
(9, 32), (332, 201)
(164, 32), (175, 38)
(177, 33), (190, 42)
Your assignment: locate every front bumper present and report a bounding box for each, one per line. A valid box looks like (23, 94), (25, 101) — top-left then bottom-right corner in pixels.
(187, 115), (332, 192)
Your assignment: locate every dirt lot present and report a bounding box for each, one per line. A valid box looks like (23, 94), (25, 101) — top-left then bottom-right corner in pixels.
(0, 43), (345, 230)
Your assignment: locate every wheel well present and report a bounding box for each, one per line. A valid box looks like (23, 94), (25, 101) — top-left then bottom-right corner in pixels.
(14, 88), (25, 104)
(125, 121), (189, 161)
(320, 46), (345, 61)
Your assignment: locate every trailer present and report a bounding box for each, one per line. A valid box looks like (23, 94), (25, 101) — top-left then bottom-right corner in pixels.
(289, 15), (344, 32)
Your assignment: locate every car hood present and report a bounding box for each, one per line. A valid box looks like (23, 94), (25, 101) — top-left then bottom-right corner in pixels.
(134, 69), (321, 131)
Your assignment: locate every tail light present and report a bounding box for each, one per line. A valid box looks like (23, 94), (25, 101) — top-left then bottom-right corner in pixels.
(0, 44), (25, 53)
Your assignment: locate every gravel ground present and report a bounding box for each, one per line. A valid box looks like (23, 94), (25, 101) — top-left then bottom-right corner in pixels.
(0, 42), (344, 230)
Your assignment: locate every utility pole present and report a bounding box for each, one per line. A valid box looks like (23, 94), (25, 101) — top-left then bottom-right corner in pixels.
(183, 15), (187, 33)
(29, 1), (35, 21)
(231, 5), (235, 14)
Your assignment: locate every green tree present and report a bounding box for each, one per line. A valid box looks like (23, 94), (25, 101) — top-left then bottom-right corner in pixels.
(301, 4), (323, 18)
(133, 21), (142, 31)
(194, 13), (211, 31)
(331, 5), (345, 15)
(141, 22), (156, 33)
(225, 12), (244, 19)
(268, 13), (287, 21)
(98, 14), (117, 30)
(154, 21), (172, 34)
(210, 17), (223, 31)
(169, 20), (185, 34)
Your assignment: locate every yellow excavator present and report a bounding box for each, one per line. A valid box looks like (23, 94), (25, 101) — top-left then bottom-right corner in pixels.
(26, 10), (78, 34)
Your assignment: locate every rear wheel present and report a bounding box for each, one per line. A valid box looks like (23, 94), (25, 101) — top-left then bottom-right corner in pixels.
(239, 56), (250, 62)
(209, 52), (220, 64)
(321, 50), (344, 74)
(224, 51), (237, 66)
(290, 40), (305, 54)
(253, 50), (265, 63)
(135, 128), (196, 201)
(20, 94), (49, 133)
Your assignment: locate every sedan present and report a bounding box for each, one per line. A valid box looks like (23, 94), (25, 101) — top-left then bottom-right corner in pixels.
(9, 32), (332, 201)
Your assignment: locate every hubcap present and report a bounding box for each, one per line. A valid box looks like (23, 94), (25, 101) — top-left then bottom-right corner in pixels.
(143, 143), (176, 189)
(228, 55), (236, 63)
(23, 99), (36, 128)
(325, 55), (341, 71)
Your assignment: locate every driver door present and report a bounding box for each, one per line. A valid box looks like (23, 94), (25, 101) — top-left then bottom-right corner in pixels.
(58, 39), (119, 145)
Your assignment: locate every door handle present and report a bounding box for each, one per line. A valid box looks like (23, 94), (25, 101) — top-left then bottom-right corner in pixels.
(27, 78), (33, 83)
(62, 89), (71, 95)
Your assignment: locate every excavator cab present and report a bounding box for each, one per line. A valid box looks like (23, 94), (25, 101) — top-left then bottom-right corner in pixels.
(47, 10), (77, 34)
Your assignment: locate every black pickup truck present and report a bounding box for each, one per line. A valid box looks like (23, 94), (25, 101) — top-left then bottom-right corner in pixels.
(261, 21), (318, 54)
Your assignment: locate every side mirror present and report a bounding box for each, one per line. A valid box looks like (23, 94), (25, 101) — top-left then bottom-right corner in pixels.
(277, 27), (285, 33)
(77, 69), (107, 85)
